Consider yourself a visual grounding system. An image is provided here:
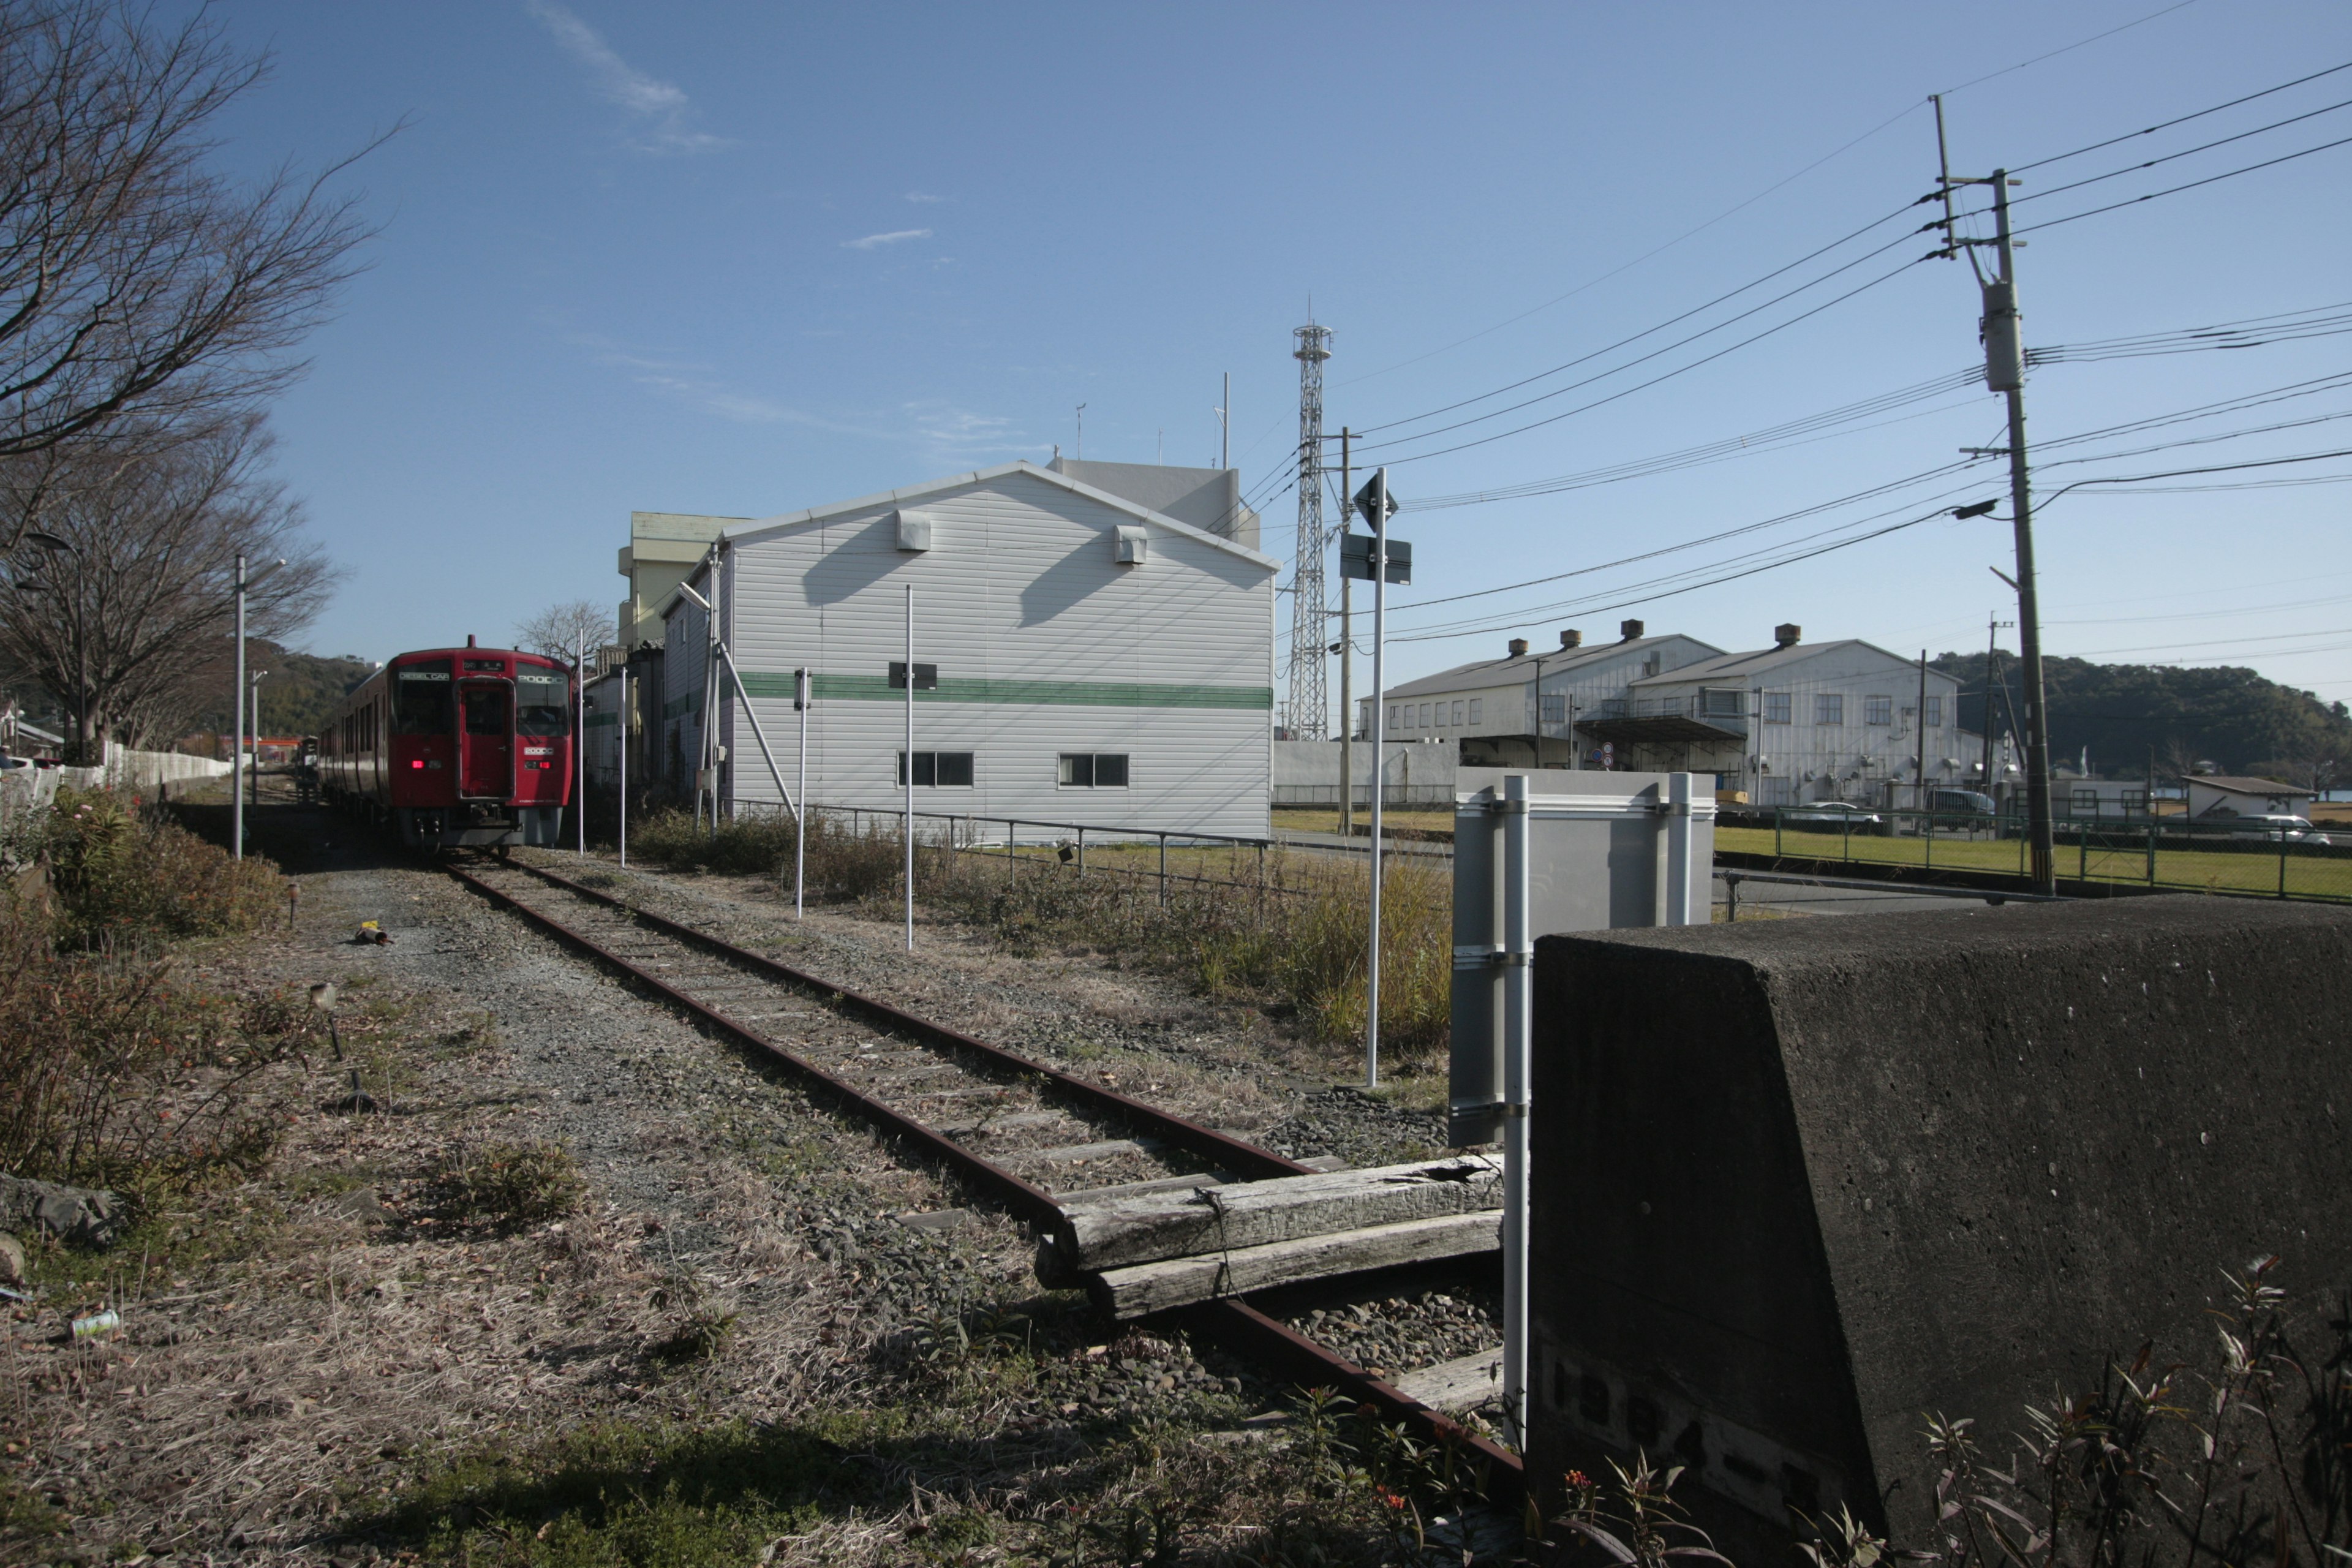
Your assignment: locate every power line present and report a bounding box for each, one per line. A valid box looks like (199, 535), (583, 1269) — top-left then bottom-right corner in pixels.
(2011, 58), (2352, 173)
(1332, 1), (2207, 393)
(1400, 366), (1980, 511)
(2008, 94), (2352, 207)
(1348, 202), (1923, 439)
(2013, 131), (2352, 236)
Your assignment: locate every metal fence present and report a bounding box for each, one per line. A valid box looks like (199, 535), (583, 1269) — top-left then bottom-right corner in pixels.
(802, 801), (1316, 902)
(1716, 807), (2351, 903)
(1271, 784), (1458, 809)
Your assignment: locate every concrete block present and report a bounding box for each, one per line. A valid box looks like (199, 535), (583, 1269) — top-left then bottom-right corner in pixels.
(1526, 894), (2352, 1543)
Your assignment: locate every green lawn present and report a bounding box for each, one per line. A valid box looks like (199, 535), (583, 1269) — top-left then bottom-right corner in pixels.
(1716, 823), (2351, 901)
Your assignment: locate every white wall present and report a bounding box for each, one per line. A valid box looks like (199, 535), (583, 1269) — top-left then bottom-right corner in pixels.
(714, 467), (1276, 839)
(1273, 739), (1457, 805)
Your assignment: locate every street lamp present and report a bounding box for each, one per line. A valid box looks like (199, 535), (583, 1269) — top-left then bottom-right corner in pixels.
(232, 554), (285, 859)
(249, 671), (270, 809)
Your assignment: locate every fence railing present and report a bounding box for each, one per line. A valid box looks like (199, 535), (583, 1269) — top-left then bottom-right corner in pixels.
(799, 801), (1312, 903)
(1272, 785), (1457, 809)
(1715, 806), (2350, 902)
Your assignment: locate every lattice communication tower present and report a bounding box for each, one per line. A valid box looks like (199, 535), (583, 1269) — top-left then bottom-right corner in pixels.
(1286, 323), (1332, 739)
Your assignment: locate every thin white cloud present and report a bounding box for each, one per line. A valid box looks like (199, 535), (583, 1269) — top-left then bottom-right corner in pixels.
(904, 190), (944, 203)
(525, 0), (723, 153)
(842, 228), (933, 251)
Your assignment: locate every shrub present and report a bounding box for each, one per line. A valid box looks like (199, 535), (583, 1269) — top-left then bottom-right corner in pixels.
(918, 841), (1453, 1061)
(49, 786), (280, 948)
(426, 1139), (586, 1228)
(629, 805), (904, 900)
(0, 897), (277, 1190)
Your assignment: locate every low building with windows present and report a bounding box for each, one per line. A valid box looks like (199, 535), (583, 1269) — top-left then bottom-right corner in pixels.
(2184, 774), (2317, 820)
(1598, 625), (1968, 805)
(658, 459), (1277, 837)
(1360, 622), (1727, 767)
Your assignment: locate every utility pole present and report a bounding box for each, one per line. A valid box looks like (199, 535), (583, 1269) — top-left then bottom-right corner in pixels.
(1988, 172), (2056, 895)
(1338, 427), (1352, 833)
(1914, 650), (1928, 811)
(1938, 149), (2057, 894)
(1219, 372), (1230, 470)
(1286, 324), (1331, 739)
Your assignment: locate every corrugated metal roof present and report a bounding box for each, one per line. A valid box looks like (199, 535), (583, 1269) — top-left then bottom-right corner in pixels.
(1381, 636), (1712, 699)
(2188, 775), (2313, 796)
(723, 460), (1280, 571)
(1626, 638), (1933, 686)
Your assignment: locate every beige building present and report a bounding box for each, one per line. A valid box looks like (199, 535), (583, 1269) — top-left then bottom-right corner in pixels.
(617, 511), (744, 649)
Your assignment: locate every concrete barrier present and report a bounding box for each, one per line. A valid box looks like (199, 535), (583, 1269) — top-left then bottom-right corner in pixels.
(1526, 894), (2352, 1545)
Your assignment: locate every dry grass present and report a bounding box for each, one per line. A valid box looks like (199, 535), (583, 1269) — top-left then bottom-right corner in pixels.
(913, 836), (1455, 1066)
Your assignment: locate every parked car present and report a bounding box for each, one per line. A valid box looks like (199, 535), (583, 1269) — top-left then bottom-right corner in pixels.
(1929, 788), (1997, 819)
(1782, 801), (1885, 831)
(2218, 813), (2332, 846)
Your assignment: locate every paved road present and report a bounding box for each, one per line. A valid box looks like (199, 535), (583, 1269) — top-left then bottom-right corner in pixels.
(1278, 829), (2022, 919)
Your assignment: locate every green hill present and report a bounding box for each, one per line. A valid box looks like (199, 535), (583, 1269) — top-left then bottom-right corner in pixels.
(190, 643), (376, 741)
(1931, 651), (2351, 786)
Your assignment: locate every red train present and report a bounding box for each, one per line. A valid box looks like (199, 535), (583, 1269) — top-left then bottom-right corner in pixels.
(318, 639), (574, 850)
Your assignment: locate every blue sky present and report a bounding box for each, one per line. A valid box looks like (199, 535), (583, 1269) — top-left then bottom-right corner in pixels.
(205, 1), (2351, 735)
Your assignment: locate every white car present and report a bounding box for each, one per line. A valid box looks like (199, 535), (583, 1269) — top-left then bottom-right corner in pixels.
(2223, 814), (2332, 846)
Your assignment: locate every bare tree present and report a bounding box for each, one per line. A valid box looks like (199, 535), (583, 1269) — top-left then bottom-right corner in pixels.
(0, 415), (333, 751)
(0, 1), (380, 549)
(513, 600), (615, 665)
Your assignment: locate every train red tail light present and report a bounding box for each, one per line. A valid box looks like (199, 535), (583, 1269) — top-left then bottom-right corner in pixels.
(412, 760), (424, 769)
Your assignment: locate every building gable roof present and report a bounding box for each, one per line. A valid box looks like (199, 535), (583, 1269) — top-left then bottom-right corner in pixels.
(2187, 775), (2315, 799)
(722, 460), (1280, 571)
(1628, 637), (1943, 687)
(1381, 636), (1722, 701)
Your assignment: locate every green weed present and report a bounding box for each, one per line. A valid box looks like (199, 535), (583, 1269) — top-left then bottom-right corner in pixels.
(425, 1140), (586, 1229)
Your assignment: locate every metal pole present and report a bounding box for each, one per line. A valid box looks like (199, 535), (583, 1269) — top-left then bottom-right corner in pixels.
(250, 676), (263, 809)
(232, 553), (246, 859)
(1221, 371), (1229, 469)
(1159, 832), (1167, 905)
(1914, 649), (1929, 819)
(1500, 771), (1532, 1447)
(1666, 772), (1695, 925)
(1991, 172), (2056, 896)
(1366, 467), (1389, 1090)
(795, 667), (809, 919)
(618, 666), (629, 868)
(904, 583), (915, 952)
(1338, 427), (1352, 836)
(576, 631), (587, 853)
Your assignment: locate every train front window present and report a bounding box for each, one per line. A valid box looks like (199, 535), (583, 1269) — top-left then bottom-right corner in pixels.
(515, 672), (570, 736)
(463, 684), (510, 736)
(393, 661), (454, 736)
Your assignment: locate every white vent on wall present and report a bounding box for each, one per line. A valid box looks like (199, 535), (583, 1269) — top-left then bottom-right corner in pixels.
(1114, 526), (1147, 564)
(895, 508), (934, 552)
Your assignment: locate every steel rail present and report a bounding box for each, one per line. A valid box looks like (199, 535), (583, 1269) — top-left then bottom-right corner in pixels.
(492, 857), (1305, 1183)
(442, 855), (1524, 1503)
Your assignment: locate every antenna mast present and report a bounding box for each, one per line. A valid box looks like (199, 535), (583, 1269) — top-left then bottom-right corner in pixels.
(1286, 323), (1332, 738)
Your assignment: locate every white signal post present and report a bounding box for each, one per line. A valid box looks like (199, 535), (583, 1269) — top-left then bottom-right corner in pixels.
(617, 665), (630, 869)
(228, 554), (285, 860)
(576, 631), (587, 855)
(794, 666), (809, 920)
(1347, 468), (1406, 1090)
(904, 584), (915, 953)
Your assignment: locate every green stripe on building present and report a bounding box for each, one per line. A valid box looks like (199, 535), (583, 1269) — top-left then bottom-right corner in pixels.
(662, 692), (700, 720)
(731, 671), (1270, 710)
(585, 712), (618, 728)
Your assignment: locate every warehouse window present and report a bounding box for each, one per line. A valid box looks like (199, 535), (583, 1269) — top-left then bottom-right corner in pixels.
(1419, 703), (1432, 728)
(896, 751), (974, 787)
(1540, 693), (1567, 725)
(1450, 700), (1464, 726)
(1925, 695), (1943, 727)
(1468, 698), (1482, 725)
(1763, 691), (1792, 724)
(1702, 688), (1744, 718)
(1058, 753), (1129, 787)
(1816, 693), (1844, 726)
(1388, 704), (1400, 728)
(1864, 695), (1892, 726)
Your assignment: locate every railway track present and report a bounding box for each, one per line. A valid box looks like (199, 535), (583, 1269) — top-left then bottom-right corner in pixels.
(444, 853), (1521, 1500)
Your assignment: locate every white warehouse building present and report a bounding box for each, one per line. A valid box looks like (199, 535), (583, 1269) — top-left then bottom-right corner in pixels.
(1592, 625), (1971, 805)
(660, 460), (1278, 839)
